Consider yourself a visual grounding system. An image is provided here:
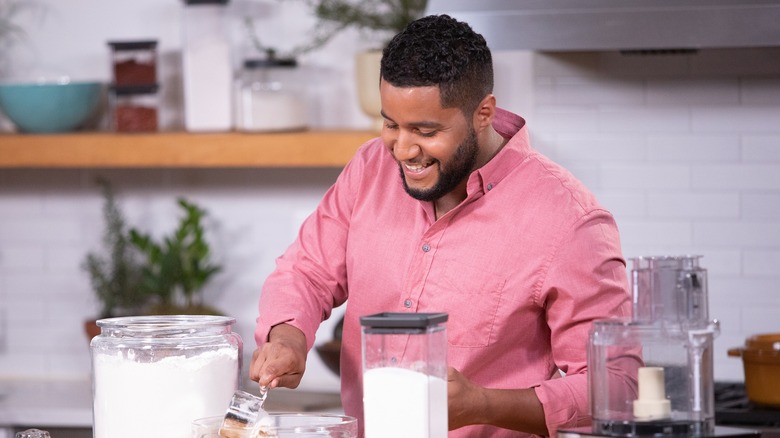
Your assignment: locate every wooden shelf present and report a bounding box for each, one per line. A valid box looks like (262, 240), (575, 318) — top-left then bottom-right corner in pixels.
(0, 130), (377, 168)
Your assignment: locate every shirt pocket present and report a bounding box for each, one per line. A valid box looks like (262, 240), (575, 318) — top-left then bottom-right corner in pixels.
(422, 258), (506, 348)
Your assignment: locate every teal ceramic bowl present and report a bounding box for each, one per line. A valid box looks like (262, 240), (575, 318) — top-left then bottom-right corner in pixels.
(0, 81), (103, 133)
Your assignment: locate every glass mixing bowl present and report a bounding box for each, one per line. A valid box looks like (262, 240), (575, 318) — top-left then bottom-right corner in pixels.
(192, 413), (357, 438)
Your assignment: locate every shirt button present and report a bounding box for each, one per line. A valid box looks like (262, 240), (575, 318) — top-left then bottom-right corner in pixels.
(404, 299), (412, 308)
(487, 183), (494, 191)
(422, 244), (431, 252)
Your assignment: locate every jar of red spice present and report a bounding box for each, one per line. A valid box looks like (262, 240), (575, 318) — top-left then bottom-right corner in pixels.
(108, 40), (158, 86)
(109, 85), (159, 132)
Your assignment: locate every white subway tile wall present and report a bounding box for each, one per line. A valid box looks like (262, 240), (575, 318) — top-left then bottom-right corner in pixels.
(1, 4), (779, 392)
(526, 49), (780, 383)
(0, 168), (345, 391)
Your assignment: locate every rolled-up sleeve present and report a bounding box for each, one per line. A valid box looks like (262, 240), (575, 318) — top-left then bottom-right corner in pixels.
(254, 143), (368, 350)
(534, 209), (640, 435)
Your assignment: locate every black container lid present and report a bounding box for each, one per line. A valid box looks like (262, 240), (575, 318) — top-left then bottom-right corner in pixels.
(108, 40), (158, 51)
(360, 312), (448, 329)
(183, 0), (229, 4)
(109, 84), (159, 96)
(243, 58), (297, 69)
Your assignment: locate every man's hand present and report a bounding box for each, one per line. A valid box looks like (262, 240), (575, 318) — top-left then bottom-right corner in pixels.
(447, 367), (488, 430)
(249, 323), (308, 390)
(447, 366), (549, 435)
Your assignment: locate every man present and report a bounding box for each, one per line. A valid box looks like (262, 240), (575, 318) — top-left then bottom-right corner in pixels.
(250, 14), (638, 437)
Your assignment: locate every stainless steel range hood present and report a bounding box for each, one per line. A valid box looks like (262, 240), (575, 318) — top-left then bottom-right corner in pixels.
(425, 0), (780, 51)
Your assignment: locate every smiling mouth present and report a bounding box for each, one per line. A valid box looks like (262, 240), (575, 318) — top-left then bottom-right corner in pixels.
(403, 160), (435, 173)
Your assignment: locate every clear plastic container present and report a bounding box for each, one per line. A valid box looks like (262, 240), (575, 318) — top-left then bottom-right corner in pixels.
(588, 318), (719, 436)
(107, 40), (158, 86)
(182, 0), (232, 131)
(91, 315), (242, 438)
(234, 58), (308, 132)
(360, 312), (448, 438)
(109, 84), (159, 132)
(192, 414), (358, 438)
(630, 255), (708, 325)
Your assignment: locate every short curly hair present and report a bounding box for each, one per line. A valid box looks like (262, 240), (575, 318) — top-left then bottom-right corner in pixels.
(380, 14), (493, 116)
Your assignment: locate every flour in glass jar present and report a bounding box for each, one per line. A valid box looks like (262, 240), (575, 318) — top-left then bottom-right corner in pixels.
(92, 348), (238, 438)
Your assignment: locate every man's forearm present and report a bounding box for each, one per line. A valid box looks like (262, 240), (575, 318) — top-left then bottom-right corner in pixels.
(480, 387), (548, 436)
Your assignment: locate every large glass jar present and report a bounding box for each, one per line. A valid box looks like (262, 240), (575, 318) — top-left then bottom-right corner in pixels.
(234, 58), (308, 132)
(90, 315), (242, 438)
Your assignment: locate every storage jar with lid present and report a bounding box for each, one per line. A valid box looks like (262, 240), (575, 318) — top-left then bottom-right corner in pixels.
(234, 58), (308, 132)
(107, 40), (158, 86)
(181, 0), (232, 132)
(90, 315), (242, 438)
(109, 84), (159, 132)
(360, 312), (448, 438)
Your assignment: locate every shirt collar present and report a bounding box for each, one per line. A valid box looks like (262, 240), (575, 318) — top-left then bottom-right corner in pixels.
(467, 107), (532, 196)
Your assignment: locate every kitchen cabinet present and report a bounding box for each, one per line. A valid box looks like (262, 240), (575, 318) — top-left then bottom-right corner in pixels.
(0, 130), (376, 168)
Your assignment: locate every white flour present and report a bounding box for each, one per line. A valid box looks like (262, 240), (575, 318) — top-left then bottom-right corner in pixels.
(181, 4), (232, 132)
(93, 348), (238, 438)
(363, 367), (447, 438)
(236, 87), (307, 132)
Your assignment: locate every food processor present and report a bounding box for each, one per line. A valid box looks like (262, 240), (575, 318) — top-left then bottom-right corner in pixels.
(559, 256), (758, 438)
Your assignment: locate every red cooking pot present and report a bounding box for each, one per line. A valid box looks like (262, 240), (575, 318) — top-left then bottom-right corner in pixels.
(728, 333), (780, 407)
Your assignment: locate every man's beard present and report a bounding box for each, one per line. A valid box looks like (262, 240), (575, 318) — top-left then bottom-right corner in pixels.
(400, 127), (479, 202)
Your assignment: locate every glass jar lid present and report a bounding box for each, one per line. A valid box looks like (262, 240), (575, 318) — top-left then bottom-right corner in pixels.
(96, 315), (235, 338)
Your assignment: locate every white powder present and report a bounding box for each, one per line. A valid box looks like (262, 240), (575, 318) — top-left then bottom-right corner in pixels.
(236, 88), (307, 132)
(93, 348), (238, 438)
(182, 4), (232, 132)
(363, 367), (447, 438)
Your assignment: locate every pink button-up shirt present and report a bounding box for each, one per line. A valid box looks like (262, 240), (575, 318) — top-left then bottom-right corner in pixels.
(256, 108), (634, 437)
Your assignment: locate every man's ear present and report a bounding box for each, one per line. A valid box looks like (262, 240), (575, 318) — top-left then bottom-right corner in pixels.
(473, 94), (496, 132)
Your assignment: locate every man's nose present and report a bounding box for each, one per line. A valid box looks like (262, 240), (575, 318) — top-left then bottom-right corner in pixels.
(392, 131), (420, 161)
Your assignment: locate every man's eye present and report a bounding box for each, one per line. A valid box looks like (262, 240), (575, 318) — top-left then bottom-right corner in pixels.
(418, 130), (436, 138)
(384, 121), (398, 130)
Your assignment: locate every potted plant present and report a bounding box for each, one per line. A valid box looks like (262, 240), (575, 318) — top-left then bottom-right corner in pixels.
(82, 181), (223, 341)
(245, 0), (428, 127)
(81, 179), (147, 339)
(309, 0), (428, 128)
(129, 198), (222, 315)
(0, 0), (42, 77)
(0, 1), (22, 42)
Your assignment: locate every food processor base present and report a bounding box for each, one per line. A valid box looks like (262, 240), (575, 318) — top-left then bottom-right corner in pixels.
(559, 425), (760, 438)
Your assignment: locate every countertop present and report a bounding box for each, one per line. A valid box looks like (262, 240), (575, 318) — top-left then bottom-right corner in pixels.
(0, 379), (92, 428)
(0, 378), (342, 430)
